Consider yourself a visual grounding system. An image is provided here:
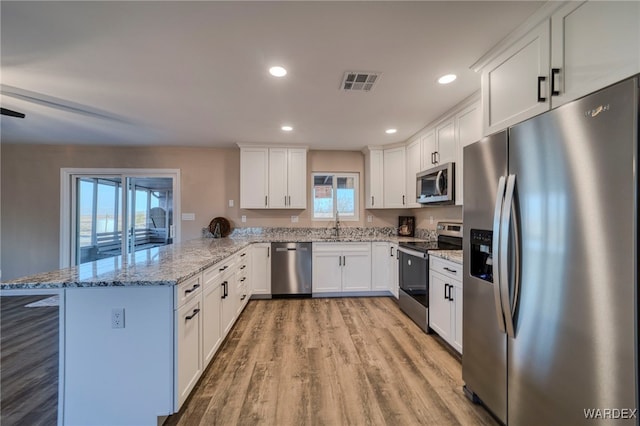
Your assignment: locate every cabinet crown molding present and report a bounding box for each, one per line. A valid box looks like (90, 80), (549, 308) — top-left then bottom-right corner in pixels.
(237, 143), (308, 151)
(470, 0), (570, 73)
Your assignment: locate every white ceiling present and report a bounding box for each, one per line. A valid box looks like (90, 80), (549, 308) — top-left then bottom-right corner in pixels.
(0, 1), (543, 151)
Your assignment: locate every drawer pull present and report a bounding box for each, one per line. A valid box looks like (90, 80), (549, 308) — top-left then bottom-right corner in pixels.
(443, 267), (457, 274)
(185, 308), (200, 320)
(184, 284), (200, 294)
(240, 253), (246, 257)
(219, 265), (228, 272)
(240, 265), (246, 270)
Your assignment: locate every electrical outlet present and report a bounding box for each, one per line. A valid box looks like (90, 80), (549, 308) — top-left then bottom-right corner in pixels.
(429, 216), (434, 225)
(367, 215), (373, 223)
(111, 308), (125, 329)
(241, 215), (247, 223)
(291, 215), (299, 223)
(228, 199), (234, 207)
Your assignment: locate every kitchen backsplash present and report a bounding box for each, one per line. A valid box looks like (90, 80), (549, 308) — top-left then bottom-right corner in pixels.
(202, 226), (437, 241)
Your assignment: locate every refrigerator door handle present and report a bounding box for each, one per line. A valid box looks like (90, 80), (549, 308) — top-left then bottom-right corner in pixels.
(500, 174), (518, 338)
(492, 176), (507, 333)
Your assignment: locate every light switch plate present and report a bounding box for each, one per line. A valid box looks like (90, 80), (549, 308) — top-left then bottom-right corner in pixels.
(367, 215), (373, 223)
(241, 215), (247, 223)
(228, 199), (234, 207)
(182, 213), (195, 221)
(291, 215), (299, 223)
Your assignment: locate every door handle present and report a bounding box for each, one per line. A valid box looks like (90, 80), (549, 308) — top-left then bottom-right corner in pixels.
(185, 308), (200, 321)
(390, 246), (394, 257)
(551, 68), (560, 96)
(500, 174), (518, 338)
(402, 195), (405, 205)
(435, 151), (440, 164)
(288, 195), (291, 206)
(267, 247), (270, 257)
(371, 196), (374, 206)
(443, 267), (457, 274)
(537, 76), (547, 102)
(339, 256), (342, 266)
(444, 283), (449, 300)
(342, 256), (346, 266)
(184, 284), (200, 294)
(265, 195), (268, 207)
(492, 176), (507, 333)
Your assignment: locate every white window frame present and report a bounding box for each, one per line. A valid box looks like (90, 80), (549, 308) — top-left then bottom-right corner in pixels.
(311, 172), (359, 221)
(60, 168), (181, 268)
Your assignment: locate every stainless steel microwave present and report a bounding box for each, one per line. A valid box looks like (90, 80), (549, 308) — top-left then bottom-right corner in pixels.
(416, 162), (455, 204)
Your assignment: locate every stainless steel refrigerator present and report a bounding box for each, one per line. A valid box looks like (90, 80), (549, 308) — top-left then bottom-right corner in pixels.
(462, 76), (638, 425)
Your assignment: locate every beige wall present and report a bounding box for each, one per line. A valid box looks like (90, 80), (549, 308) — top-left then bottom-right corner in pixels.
(1, 143), (461, 280)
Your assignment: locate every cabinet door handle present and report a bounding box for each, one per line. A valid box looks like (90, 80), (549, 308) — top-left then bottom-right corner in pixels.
(551, 68), (560, 96)
(241, 277), (246, 282)
(267, 247), (270, 257)
(240, 265), (246, 270)
(288, 195), (291, 206)
(339, 256), (342, 266)
(265, 195), (268, 207)
(371, 196), (374, 206)
(241, 295), (246, 301)
(402, 195), (405, 205)
(390, 246), (394, 257)
(537, 76), (547, 102)
(343, 256), (346, 266)
(221, 281), (228, 298)
(444, 283), (448, 300)
(185, 308), (200, 320)
(449, 287), (454, 302)
(431, 152), (435, 164)
(443, 267), (457, 274)
(436, 151), (440, 164)
(184, 284), (200, 294)
(219, 265), (227, 272)
(240, 253), (246, 257)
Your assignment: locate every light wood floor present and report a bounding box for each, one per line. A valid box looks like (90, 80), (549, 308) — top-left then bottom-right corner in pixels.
(0, 295), (59, 426)
(165, 297), (497, 426)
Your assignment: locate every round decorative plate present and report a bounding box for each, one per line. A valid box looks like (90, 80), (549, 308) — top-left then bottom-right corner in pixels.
(208, 217), (231, 237)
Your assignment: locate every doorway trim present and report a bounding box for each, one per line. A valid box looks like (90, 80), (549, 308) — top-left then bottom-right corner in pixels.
(60, 168), (181, 268)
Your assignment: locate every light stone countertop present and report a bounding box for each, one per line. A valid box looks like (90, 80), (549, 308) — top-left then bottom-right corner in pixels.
(1, 233), (426, 290)
(428, 250), (463, 265)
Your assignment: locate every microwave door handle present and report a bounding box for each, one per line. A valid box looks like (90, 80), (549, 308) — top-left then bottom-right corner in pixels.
(492, 176), (507, 333)
(435, 170), (444, 195)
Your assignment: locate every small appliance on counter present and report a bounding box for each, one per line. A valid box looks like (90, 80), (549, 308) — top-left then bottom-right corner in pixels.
(398, 216), (415, 237)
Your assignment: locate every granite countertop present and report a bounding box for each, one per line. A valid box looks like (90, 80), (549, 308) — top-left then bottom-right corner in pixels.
(1, 232), (427, 290)
(428, 250), (463, 265)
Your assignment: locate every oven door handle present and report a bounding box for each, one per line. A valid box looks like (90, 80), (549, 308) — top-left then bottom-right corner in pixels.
(397, 246), (427, 259)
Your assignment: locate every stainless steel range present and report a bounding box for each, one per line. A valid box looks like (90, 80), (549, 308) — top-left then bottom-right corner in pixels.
(398, 221), (462, 332)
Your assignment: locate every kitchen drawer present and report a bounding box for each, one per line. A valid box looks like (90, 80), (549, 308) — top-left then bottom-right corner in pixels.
(313, 242), (371, 253)
(430, 256), (462, 282)
(203, 257), (236, 288)
(175, 273), (202, 309)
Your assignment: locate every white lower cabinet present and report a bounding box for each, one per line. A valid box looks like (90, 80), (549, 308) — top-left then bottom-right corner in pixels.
(429, 257), (463, 353)
(312, 243), (371, 293)
(250, 243), (271, 297)
(372, 242), (398, 296)
(175, 292), (203, 409)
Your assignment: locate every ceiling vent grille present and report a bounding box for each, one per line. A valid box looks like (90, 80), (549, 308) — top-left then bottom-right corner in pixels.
(340, 71), (381, 92)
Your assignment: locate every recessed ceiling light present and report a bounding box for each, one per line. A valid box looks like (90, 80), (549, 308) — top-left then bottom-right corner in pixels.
(281, 125), (293, 132)
(269, 66), (287, 77)
(438, 74), (457, 84)
(385, 128), (397, 134)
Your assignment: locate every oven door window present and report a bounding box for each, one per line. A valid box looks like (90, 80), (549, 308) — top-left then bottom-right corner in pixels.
(399, 251), (428, 307)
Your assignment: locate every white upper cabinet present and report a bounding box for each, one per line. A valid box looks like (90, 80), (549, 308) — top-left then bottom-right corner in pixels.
(420, 130), (436, 170)
(550, 1), (640, 108)
(239, 147), (269, 209)
(383, 146), (407, 208)
(435, 119), (456, 165)
(405, 139), (422, 208)
(239, 145), (307, 209)
(480, 0), (640, 135)
(268, 148), (288, 208)
(364, 148), (384, 209)
(482, 19), (551, 136)
(455, 102), (482, 206)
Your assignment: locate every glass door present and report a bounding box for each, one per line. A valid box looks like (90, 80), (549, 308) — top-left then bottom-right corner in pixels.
(72, 174), (174, 266)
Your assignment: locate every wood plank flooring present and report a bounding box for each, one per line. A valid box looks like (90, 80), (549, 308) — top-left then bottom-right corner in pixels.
(165, 297), (497, 426)
(0, 295), (59, 426)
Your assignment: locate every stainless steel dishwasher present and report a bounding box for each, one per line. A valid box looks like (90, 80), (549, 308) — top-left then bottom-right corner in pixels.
(271, 242), (312, 296)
